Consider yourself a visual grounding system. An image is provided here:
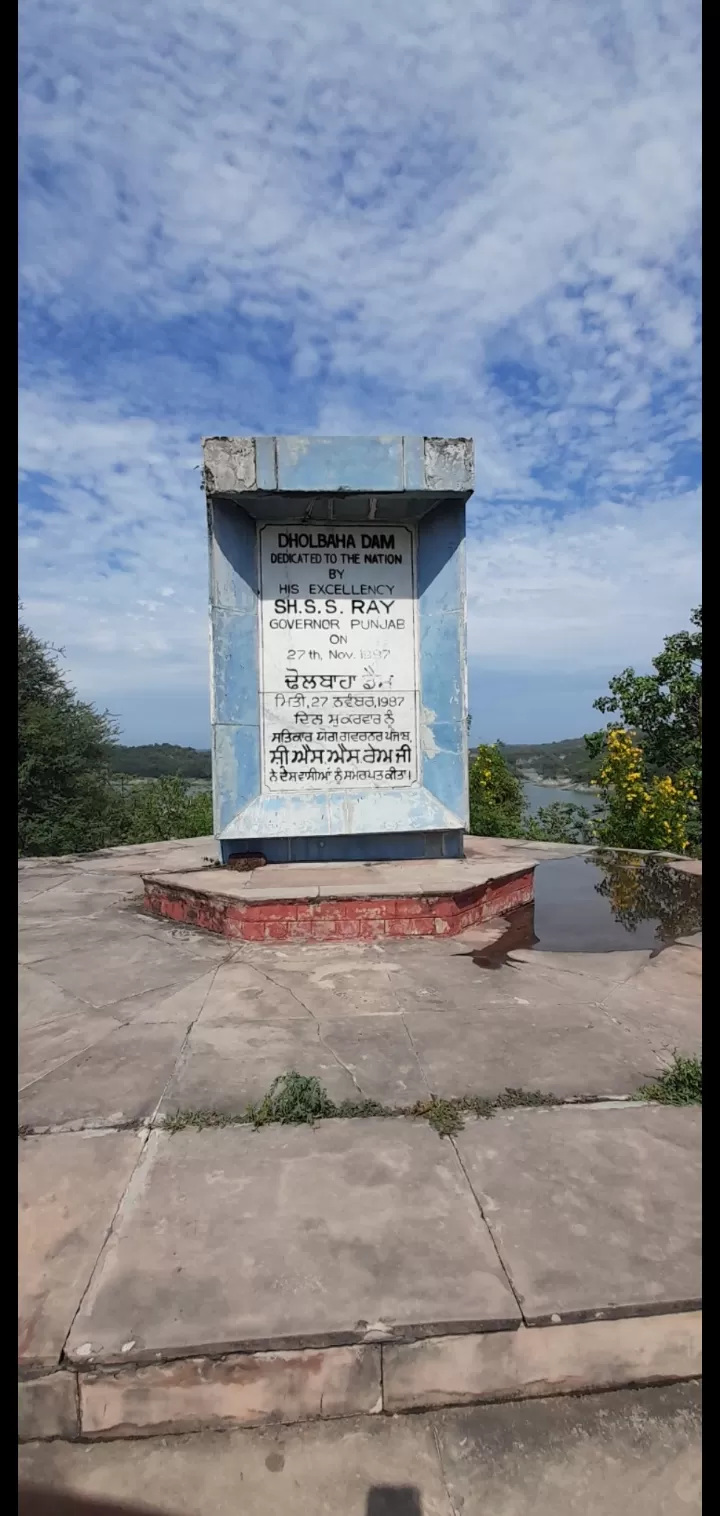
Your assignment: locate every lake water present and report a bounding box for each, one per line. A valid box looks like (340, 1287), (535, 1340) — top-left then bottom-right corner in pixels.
(522, 780), (595, 816)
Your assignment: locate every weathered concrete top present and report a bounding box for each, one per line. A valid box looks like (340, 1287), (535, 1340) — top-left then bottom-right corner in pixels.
(202, 436), (474, 521)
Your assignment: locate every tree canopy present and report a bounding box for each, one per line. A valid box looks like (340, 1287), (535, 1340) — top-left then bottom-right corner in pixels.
(18, 614), (122, 856)
(18, 611), (214, 856)
(586, 605), (701, 837)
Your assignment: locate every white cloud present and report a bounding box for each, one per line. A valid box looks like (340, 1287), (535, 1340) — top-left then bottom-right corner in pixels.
(19, 387), (701, 705)
(467, 490), (701, 669)
(18, 0), (701, 720)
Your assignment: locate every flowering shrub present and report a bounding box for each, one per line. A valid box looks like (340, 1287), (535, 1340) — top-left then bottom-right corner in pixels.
(468, 744), (525, 838)
(592, 728), (695, 852)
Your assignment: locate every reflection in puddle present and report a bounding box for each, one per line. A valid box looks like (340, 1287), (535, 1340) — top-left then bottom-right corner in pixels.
(472, 851), (701, 964)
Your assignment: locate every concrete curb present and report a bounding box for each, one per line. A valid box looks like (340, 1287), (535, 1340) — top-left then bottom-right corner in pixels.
(18, 1310), (701, 1443)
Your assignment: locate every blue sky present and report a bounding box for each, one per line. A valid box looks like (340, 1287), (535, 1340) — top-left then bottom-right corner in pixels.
(19, 0), (701, 748)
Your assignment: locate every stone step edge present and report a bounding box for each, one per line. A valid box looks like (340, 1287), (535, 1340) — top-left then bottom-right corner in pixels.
(19, 1309), (701, 1443)
(142, 867), (535, 941)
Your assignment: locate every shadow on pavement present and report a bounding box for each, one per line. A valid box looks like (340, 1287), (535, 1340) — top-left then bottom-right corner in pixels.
(19, 1484), (426, 1515)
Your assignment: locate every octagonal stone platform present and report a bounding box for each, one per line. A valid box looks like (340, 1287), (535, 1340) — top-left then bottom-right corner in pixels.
(142, 854), (536, 943)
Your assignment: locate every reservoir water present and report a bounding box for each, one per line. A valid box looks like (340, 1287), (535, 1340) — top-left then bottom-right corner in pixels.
(522, 780), (594, 816)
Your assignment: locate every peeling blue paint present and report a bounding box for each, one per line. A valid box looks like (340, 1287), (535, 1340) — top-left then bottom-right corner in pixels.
(402, 435), (426, 491)
(255, 435), (278, 491)
(276, 436), (404, 492)
(210, 608), (258, 725)
(210, 501), (257, 612)
(212, 724), (261, 835)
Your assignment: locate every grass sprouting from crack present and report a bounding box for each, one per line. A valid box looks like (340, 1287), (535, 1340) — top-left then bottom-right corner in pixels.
(162, 1108), (251, 1133)
(635, 1052), (702, 1106)
(411, 1089), (561, 1136)
(163, 1072), (563, 1139)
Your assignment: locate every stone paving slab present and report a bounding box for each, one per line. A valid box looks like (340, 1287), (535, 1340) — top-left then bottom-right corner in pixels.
(383, 1311), (702, 1413)
(18, 838), (217, 876)
(504, 946), (654, 984)
(20, 1003), (125, 1092)
(21, 873), (143, 905)
(30, 933), (223, 1010)
(430, 1381), (701, 1516)
(107, 973), (220, 1026)
(235, 943), (407, 1018)
(19, 1405), (455, 1515)
(65, 1121), (521, 1365)
(404, 1009), (663, 1100)
(160, 1015), (429, 1112)
(20, 964), (121, 1031)
(197, 959), (317, 1022)
(17, 1382), (702, 1514)
(316, 1017), (429, 1104)
(18, 870), (76, 901)
(19, 1022), (190, 1130)
(20, 927), (701, 1127)
(18, 1131), (146, 1370)
(18, 915), (151, 968)
(161, 1021), (362, 1112)
(455, 1105), (702, 1325)
(233, 936), (644, 1019)
(601, 948), (702, 1056)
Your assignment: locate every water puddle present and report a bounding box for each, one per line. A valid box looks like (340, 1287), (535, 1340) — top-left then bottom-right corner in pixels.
(471, 851), (702, 967)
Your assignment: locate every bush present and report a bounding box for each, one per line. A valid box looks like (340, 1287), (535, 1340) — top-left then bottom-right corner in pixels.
(524, 801), (595, 845)
(588, 606), (701, 850)
(591, 728), (694, 853)
(469, 744), (525, 837)
(119, 775), (213, 844)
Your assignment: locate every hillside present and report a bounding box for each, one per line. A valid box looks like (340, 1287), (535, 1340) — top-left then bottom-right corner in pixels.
(112, 737), (599, 787)
(109, 743), (211, 780)
(488, 738), (600, 788)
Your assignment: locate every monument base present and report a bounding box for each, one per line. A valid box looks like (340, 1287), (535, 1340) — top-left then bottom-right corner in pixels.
(142, 856), (535, 943)
(220, 830), (464, 866)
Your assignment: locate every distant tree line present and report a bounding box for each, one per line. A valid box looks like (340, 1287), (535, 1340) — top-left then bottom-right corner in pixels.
(109, 743), (211, 780)
(486, 736), (600, 787)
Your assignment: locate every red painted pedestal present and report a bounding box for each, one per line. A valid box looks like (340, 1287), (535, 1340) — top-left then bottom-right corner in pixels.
(143, 866), (535, 943)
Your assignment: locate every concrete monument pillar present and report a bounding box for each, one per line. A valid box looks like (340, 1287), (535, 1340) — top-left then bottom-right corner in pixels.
(202, 435), (473, 864)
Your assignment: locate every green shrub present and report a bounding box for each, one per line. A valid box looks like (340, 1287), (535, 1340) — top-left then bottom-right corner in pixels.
(523, 801), (594, 844)
(121, 775), (213, 844)
(469, 744), (525, 838)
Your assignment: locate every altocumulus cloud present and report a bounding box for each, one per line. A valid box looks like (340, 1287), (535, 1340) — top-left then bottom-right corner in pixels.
(19, 0), (700, 740)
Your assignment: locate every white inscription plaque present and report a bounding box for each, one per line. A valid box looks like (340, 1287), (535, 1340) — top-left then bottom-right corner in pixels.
(259, 524), (418, 791)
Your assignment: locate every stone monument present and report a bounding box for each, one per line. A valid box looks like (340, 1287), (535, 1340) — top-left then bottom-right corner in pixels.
(202, 435), (474, 865)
